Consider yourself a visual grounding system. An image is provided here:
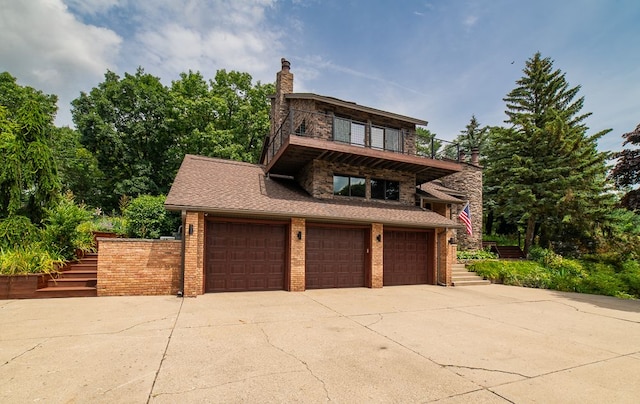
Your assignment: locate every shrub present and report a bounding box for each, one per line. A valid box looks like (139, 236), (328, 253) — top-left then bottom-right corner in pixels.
(123, 195), (179, 239)
(0, 245), (64, 275)
(0, 215), (40, 249)
(468, 260), (549, 287)
(457, 248), (497, 260)
(93, 215), (128, 236)
(41, 193), (94, 260)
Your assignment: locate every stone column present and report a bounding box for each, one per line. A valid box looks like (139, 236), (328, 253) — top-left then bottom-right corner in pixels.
(440, 162), (483, 251)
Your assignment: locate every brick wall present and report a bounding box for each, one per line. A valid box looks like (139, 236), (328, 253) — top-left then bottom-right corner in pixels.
(289, 218), (306, 291)
(97, 239), (181, 296)
(436, 230), (454, 286)
(370, 223), (383, 288)
(183, 211), (204, 297)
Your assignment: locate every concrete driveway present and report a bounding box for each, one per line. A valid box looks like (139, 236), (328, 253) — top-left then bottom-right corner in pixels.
(1, 284), (639, 403)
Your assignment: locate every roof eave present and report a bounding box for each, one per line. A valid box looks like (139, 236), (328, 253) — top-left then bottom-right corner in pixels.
(164, 204), (461, 229)
(285, 93), (428, 126)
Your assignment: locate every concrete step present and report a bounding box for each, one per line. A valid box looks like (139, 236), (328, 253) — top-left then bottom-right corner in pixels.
(452, 279), (492, 286)
(452, 263), (490, 286)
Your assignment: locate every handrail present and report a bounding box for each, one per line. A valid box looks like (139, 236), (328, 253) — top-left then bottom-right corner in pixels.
(266, 108), (459, 162)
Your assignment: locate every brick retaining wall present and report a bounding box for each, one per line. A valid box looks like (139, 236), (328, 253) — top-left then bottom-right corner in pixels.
(97, 238), (181, 296)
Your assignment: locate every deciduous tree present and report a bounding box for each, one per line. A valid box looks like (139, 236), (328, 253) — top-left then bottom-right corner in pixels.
(611, 123), (640, 210)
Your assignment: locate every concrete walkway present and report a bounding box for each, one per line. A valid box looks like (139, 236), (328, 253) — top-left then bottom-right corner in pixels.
(1, 284), (639, 403)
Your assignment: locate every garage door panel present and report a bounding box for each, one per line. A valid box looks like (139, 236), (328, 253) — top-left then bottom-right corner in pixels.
(306, 226), (366, 289)
(206, 221), (286, 292)
(384, 230), (432, 286)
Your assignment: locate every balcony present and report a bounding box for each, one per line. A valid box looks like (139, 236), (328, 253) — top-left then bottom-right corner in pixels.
(263, 109), (462, 184)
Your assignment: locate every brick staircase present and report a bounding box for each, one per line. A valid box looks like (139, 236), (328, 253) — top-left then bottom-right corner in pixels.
(36, 253), (98, 298)
(452, 262), (490, 286)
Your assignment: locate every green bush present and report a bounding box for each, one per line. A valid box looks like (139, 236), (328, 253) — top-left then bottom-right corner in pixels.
(0, 245), (64, 275)
(0, 215), (40, 249)
(457, 248), (497, 260)
(93, 215), (128, 236)
(468, 260), (549, 288)
(123, 195), (179, 239)
(41, 193), (94, 260)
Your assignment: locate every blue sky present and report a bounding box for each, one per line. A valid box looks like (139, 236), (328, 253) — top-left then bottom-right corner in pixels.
(1, 0), (639, 152)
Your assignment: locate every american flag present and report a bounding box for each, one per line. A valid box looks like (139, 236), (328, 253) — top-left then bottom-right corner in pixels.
(458, 203), (472, 236)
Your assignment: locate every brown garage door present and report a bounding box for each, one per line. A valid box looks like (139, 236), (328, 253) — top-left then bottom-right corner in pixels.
(383, 230), (433, 286)
(306, 226), (367, 289)
(205, 220), (286, 292)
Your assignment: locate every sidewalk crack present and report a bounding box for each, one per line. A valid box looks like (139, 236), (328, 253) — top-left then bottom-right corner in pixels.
(259, 325), (331, 402)
(1, 339), (48, 367)
(146, 297), (184, 404)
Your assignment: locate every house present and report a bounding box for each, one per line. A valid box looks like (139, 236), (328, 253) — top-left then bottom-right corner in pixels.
(165, 59), (482, 296)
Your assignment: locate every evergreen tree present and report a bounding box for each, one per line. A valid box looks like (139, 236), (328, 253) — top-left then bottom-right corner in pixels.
(0, 72), (60, 223)
(611, 123), (640, 210)
(485, 53), (612, 255)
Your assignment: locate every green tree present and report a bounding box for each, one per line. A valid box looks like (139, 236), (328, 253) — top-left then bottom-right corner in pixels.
(459, 115), (489, 155)
(485, 53), (612, 255)
(611, 123), (640, 211)
(415, 127), (442, 157)
(51, 126), (104, 207)
(71, 68), (173, 211)
(208, 69), (274, 163)
(0, 72), (60, 223)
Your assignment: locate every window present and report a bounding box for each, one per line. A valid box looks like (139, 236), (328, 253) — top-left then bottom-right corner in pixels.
(333, 117), (365, 146)
(371, 126), (384, 149)
(385, 128), (401, 152)
(371, 179), (400, 201)
(351, 122), (365, 146)
(334, 175), (366, 197)
(334, 118), (350, 143)
(295, 119), (306, 135)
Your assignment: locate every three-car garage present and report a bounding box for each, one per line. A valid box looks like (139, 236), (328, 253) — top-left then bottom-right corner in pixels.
(205, 219), (435, 293)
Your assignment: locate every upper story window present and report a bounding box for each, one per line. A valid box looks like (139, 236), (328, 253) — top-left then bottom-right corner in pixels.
(370, 126), (402, 152)
(371, 179), (400, 201)
(333, 175), (366, 197)
(334, 117), (365, 147)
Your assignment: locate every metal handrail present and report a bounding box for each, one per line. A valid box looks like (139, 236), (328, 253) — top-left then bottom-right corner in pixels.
(266, 109), (459, 163)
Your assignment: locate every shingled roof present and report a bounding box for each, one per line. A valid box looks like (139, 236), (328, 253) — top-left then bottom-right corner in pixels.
(166, 155), (461, 229)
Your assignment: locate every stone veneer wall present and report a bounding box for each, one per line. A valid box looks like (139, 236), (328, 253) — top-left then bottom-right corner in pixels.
(440, 162), (483, 250)
(296, 160), (416, 205)
(97, 239), (181, 296)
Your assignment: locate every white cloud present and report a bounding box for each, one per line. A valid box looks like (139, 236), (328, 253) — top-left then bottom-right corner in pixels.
(0, 0), (121, 124)
(123, 0), (281, 84)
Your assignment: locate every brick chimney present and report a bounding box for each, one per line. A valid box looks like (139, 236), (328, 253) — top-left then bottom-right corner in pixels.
(470, 147), (480, 166)
(272, 58), (293, 135)
(276, 58), (293, 96)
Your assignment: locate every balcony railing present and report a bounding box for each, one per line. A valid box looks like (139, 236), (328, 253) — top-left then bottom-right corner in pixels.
(265, 109), (459, 165)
